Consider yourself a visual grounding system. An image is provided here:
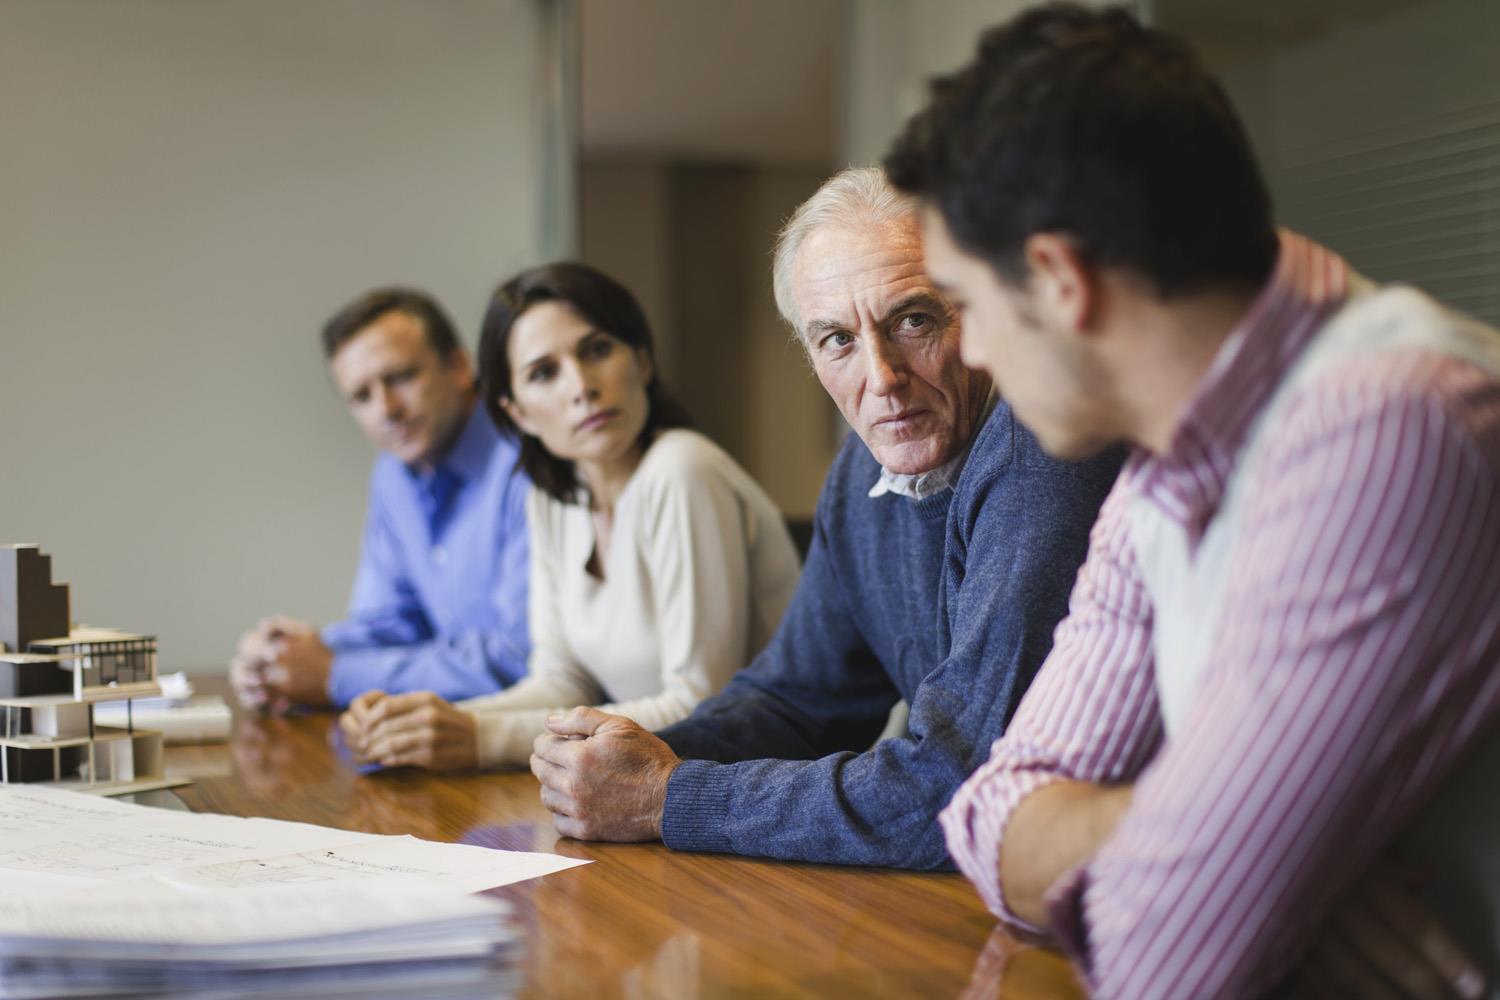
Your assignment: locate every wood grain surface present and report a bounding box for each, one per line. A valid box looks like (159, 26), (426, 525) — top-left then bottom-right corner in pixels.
(166, 686), (1082, 999)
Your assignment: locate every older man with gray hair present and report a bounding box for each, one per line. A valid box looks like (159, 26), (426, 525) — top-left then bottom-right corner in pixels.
(528, 167), (1120, 869)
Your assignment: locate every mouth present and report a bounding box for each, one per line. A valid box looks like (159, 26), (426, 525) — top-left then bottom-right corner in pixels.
(874, 409), (928, 431)
(575, 409), (619, 433)
(387, 421), (421, 446)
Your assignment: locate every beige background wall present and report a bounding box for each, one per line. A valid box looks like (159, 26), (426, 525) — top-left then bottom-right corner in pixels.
(0, 0), (570, 671)
(580, 159), (831, 518)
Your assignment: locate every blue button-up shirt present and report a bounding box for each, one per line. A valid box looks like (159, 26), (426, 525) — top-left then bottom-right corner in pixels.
(320, 404), (531, 706)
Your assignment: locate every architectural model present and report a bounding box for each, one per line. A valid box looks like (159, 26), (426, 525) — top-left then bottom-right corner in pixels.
(0, 544), (185, 794)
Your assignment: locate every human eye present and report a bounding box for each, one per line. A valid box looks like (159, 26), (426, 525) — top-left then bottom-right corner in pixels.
(817, 330), (854, 353)
(386, 365), (420, 387)
(583, 335), (615, 359)
(896, 312), (937, 335)
(527, 361), (556, 383)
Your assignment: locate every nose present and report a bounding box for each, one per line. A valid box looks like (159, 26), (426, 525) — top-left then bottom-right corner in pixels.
(372, 383), (402, 421)
(862, 336), (909, 397)
(561, 359), (598, 404)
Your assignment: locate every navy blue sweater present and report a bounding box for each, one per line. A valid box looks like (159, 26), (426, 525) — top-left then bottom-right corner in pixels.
(657, 402), (1121, 869)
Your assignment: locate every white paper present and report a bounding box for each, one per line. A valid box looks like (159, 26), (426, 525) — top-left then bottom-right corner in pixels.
(0, 869), (98, 894)
(0, 785), (586, 893)
(0, 785), (144, 834)
(160, 835), (586, 894)
(0, 808), (378, 882)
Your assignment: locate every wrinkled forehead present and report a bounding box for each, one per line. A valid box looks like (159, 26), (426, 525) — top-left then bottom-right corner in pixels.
(792, 218), (936, 330)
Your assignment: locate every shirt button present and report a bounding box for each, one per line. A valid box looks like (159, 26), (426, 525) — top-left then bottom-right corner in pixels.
(432, 547), (447, 565)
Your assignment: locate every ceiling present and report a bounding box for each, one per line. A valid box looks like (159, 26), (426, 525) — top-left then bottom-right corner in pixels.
(578, 0), (841, 167)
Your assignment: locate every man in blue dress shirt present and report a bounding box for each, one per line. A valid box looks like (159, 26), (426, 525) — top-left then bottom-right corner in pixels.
(229, 289), (531, 713)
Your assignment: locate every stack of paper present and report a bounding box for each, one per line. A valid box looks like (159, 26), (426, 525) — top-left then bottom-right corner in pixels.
(0, 881), (517, 999)
(91, 673), (232, 744)
(92, 696), (232, 745)
(0, 786), (590, 998)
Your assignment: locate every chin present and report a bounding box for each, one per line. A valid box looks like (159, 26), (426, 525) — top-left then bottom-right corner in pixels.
(395, 440), (438, 467)
(868, 436), (953, 477)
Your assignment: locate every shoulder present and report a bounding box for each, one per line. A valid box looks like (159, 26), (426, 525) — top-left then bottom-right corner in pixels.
(1272, 352), (1500, 488)
(637, 428), (735, 479)
(483, 419), (525, 467)
(622, 429), (751, 516)
(956, 401), (1125, 515)
(628, 429), (736, 498)
(472, 418), (527, 490)
(819, 429), (880, 507)
(1274, 287), (1500, 470)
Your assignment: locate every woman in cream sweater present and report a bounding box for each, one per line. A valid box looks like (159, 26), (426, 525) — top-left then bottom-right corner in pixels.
(339, 262), (800, 770)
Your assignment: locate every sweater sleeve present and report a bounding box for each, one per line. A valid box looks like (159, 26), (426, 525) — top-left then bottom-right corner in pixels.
(660, 427), (1118, 869)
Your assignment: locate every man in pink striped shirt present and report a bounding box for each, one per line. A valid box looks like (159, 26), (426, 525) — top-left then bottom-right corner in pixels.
(885, 4), (1500, 997)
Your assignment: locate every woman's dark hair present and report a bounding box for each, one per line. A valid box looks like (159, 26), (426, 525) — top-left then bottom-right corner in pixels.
(478, 261), (691, 503)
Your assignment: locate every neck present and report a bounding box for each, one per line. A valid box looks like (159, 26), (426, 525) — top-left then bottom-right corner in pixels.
(411, 391), (477, 475)
(576, 439), (647, 514)
(1109, 283), (1260, 454)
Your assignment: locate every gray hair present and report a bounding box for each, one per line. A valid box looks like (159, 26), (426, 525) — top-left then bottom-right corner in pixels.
(771, 166), (919, 343)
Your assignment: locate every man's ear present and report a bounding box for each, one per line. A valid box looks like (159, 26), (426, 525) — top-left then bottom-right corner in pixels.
(1024, 233), (1096, 334)
(447, 347), (476, 384)
(499, 396), (536, 437)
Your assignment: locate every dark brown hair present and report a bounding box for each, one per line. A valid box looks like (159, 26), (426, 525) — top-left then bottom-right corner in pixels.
(884, 3), (1276, 299)
(320, 287), (462, 360)
(478, 262), (691, 502)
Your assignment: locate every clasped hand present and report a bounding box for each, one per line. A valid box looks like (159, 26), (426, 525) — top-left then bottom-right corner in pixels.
(530, 708), (681, 842)
(338, 691), (479, 771)
(228, 615), (333, 713)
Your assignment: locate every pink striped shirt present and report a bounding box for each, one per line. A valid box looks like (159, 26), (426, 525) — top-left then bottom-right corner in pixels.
(941, 232), (1500, 997)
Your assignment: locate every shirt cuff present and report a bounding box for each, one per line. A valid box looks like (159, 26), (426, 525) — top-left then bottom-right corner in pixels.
(939, 765), (1068, 936)
(660, 758), (734, 854)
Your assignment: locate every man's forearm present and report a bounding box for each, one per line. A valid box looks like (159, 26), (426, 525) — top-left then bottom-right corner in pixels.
(1001, 780), (1133, 929)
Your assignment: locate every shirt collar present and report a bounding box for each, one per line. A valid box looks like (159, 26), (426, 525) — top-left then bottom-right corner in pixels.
(1135, 230), (1351, 538)
(868, 392), (999, 500)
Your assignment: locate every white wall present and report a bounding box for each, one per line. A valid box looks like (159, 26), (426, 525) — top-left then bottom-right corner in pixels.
(0, 0), (571, 670)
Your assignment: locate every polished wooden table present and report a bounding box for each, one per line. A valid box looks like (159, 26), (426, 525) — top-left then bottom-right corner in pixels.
(161, 697), (1081, 999)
